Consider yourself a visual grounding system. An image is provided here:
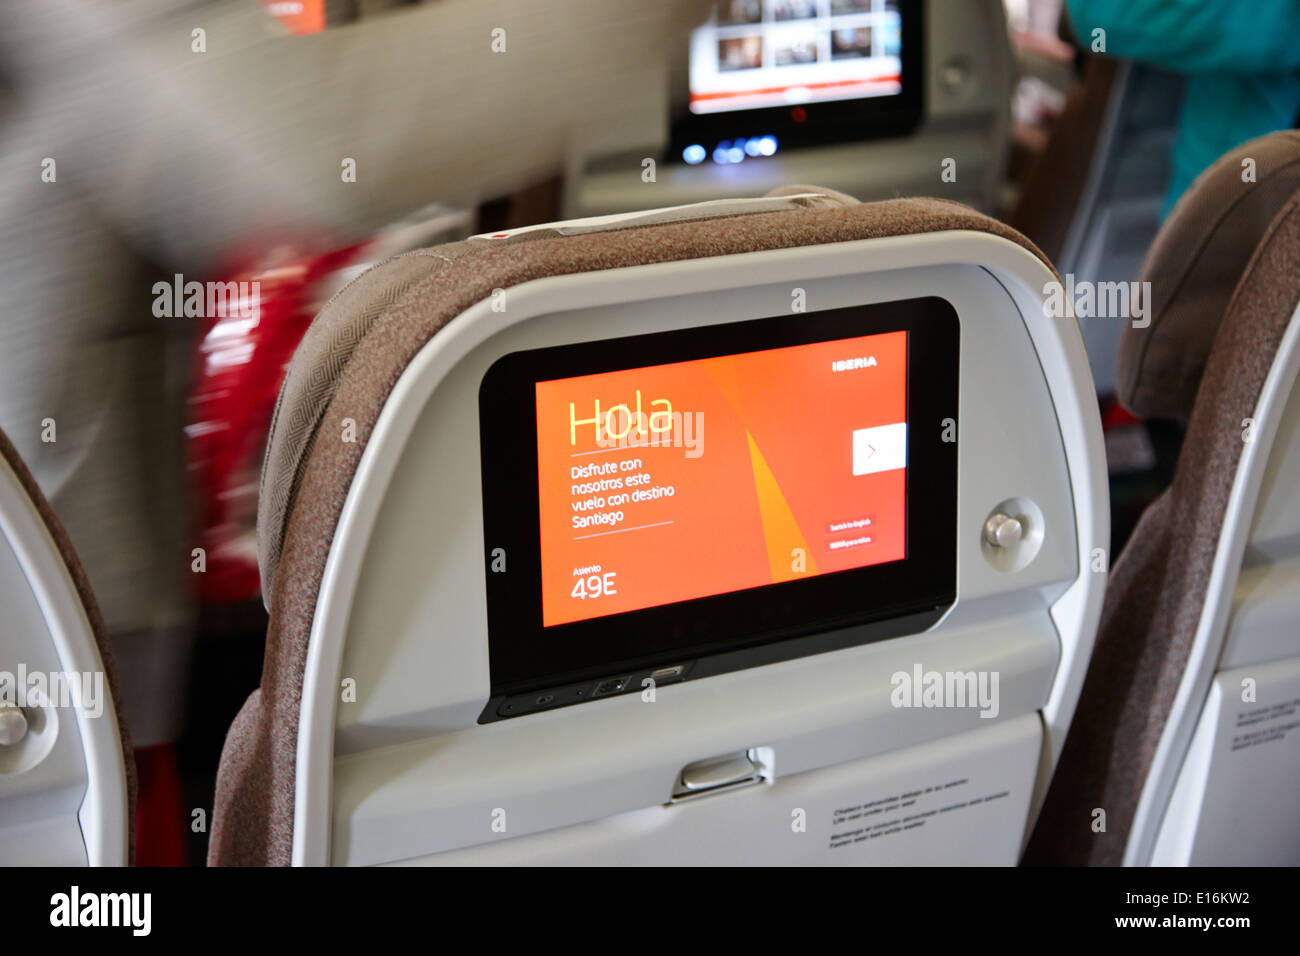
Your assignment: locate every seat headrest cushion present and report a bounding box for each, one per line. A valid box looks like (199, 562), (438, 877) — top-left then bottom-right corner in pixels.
(1117, 130), (1300, 421)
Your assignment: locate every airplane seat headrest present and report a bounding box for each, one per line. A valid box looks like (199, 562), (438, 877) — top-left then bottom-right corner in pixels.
(221, 188), (1057, 866)
(1117, 130), (1300, 422)
(254, 187), (1040, 608)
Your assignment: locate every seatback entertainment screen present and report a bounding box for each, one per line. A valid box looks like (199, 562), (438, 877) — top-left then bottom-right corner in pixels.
(479, 299), (958, 719)
(670, 0), (921, 156)
(535, 331), (907, 627)
(690, 0), (904, 114)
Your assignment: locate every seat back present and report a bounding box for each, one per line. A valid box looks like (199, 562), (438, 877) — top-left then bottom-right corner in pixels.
(1028, 131), (1300, 865)
(211, 187), (1107, 866)
(567, 0), (1015, 216)
(0, 428), (134, 865)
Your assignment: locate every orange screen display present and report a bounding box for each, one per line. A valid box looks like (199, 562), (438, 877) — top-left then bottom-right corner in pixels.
(535, 330), (908, 627)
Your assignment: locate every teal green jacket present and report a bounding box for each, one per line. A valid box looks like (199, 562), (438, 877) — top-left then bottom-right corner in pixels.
(1067, 0), (1300, 217)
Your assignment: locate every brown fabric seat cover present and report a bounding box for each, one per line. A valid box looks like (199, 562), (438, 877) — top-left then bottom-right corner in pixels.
(1117, 130), (1300, 423)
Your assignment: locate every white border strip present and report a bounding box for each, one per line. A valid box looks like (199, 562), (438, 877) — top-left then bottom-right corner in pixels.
(470, 194), (829, 241)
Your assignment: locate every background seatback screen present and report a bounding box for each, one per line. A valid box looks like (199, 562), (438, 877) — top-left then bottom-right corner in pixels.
(535, 331), (908, 626)
(689, 0), (904, 115)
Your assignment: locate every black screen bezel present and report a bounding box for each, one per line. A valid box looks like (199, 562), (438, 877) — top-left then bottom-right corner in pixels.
(479, 296), (959, 698)
(668, 0), (925, 159)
